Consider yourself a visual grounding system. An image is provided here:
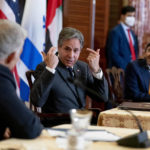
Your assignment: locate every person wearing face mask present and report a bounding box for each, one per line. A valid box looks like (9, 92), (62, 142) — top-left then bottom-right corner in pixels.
(124, 43), (150, 102)
(106, 6), (138, 70)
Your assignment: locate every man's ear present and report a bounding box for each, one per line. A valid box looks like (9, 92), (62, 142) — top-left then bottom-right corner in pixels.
(5, 52), (16, 64)
(120, 14), (125, 21)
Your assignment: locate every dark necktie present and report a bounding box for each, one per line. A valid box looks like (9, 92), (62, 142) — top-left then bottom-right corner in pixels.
(68, 67), (74, 78)
(67, 67), (82, 107)
(127, 29), (136, 61)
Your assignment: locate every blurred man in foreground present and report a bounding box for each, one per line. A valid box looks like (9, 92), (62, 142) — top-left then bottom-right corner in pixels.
(0, 20), (43, 140)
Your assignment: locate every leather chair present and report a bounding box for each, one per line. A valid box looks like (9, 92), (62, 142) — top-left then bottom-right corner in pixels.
(105, 66), (125, 107)
(26, 70), (101, 126)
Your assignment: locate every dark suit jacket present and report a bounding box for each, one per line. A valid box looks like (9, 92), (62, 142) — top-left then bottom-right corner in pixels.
(106, 24), (138, 70)
(30, 60), (108, 113)
(0, 65), (43, 140)
(124, 59), (150, 101)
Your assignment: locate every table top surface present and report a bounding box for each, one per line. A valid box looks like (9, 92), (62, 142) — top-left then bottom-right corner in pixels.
(1, 124), (150, 150)
(99, 108), (150, 116)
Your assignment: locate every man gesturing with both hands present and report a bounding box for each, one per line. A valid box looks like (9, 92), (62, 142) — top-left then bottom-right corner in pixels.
(30, 27), (108, 126)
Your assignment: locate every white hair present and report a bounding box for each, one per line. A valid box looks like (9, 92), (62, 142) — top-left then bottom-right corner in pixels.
(0, 19), (27, 59)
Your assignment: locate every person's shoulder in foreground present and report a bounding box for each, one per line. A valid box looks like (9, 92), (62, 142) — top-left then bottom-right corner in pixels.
(0, 19), (43, 140)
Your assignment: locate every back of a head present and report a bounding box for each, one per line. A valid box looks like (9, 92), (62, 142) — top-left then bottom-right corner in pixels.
(121, 6), (135, 15)
(58, 27), (84, 49)
(0, 20), (27, 60)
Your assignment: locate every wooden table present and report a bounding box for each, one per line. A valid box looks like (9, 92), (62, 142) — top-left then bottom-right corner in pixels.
(1, 124), (150, 150)
(97, 108), (150, 130)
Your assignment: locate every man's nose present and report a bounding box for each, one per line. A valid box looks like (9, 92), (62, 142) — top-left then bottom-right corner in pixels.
(68, 51), (74, 57)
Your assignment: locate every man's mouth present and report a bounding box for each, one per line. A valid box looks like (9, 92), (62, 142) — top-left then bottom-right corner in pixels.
(66, 59), (73, 63)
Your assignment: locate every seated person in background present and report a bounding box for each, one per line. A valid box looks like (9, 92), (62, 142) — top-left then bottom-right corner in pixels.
(30, 27), (109, 115)
(124, 43), (150, 101)
(0, 20), (43, 140)
(106, 6), (138, 70)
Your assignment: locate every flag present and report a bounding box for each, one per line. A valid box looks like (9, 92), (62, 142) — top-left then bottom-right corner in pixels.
(0, 0), (62, 101)
(45, 0), (62, 52)
(17, 0), (46, 101)
(0, 0), (25, 96)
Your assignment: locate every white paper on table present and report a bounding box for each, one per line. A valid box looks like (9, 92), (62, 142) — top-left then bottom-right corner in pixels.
(47, 128), (120, 142)
(84, 130), (120, 142)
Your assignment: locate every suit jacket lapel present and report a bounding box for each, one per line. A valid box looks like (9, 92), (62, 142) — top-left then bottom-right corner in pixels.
(56, 62), (79, 101)
(73, 63), (81, 79)
(139, 60), (150, 92)
(119, 24), (130, 50)
(73, 64), (84, 107)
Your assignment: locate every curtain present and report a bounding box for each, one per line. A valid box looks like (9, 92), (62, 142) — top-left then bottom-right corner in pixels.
(129, 0), (150, 56)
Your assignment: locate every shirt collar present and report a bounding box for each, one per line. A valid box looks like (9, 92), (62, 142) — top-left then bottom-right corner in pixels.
(120, 22), (130, 30)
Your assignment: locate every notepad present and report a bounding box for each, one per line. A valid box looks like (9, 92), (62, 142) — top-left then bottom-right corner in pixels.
(118, 102), (150, 111)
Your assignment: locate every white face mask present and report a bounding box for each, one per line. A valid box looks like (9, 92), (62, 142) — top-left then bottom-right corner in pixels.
(125, 16), (135, 27)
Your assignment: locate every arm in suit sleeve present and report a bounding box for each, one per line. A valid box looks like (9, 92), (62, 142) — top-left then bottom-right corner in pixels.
(84, 63), (109, 102)
(107, 30), (127, 69)
(30, 62), (55, 107)
(124, 62), (150, 101)
(0, 78), (43, 139)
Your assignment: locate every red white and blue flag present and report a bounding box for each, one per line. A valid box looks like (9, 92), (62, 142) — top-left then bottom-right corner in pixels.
(0, 0), (25, 96)
(45, 0), (62, 52)
(0, 0), (62, 101)
(18, 0), (46, 101)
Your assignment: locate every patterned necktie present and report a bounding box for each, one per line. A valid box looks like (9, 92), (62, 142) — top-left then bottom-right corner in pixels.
(68, 67), (74, 78)
(127, 29), (136, 61)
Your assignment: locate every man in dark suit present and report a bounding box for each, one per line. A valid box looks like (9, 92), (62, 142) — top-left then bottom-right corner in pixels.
(106, 6), (138, 70)
(124, 43), (150, 101)
(0, 20), (43, 140)
(30, 27), (109, 115)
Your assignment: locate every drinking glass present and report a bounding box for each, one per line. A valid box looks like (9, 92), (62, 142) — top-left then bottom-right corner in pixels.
(70, 109), (92, 135)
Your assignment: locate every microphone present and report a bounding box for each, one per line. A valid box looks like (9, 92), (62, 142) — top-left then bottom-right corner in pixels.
(117, 109), (150, 148)
(68, 77), (107, 102)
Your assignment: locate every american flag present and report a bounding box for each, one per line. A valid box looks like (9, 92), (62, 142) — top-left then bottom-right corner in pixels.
(0, 0), (46, 101)
(0, 0), (25, 96)
(0, 0), (62, 101)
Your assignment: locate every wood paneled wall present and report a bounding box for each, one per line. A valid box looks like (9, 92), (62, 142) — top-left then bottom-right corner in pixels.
(94, 0), (110, 70)
(109, 0), (122, 30)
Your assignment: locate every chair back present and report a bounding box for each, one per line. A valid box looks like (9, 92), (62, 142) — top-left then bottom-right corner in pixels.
(105, 66), (124, 106)
(25, 70), (39, 112)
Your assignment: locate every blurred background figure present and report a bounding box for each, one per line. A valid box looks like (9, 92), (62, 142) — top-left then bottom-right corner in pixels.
(106, 5), (138, 70)
(124, 43), (150, 101)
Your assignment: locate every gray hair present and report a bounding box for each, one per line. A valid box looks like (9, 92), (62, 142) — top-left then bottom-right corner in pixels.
(0, 20), (27, 59)
(58, 27), (84, 49)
